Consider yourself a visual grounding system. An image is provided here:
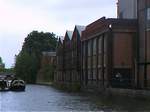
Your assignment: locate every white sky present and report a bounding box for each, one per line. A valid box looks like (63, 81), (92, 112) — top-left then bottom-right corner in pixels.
(0, 0), (117, 68)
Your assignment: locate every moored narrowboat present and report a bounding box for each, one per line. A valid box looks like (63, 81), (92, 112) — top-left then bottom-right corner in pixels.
(10, 79), (25, 91)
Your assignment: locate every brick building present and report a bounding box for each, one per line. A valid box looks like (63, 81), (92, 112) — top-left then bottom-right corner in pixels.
(36, 52), (56, 83)
(55, 26), (85, 85)
(63, 31), (73, 84)
(71, 25), (85, 84)
(117, 0), (150, 90)
(81, 17), (137, 89)
(55, 0), (150, 91)
(137, 0), (150, 89)
(55, 38), (64, 83)
(117, 0), (137, 19)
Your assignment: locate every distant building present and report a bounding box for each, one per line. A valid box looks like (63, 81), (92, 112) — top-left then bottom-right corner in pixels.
(71, 25), (85, 84)
(42, 52), (56, 63)
(55, 26), (86, 86)
(55, 31), (73, 84)
(63, 31), (73, 84)
(36, 51), (56, 83)
(117, 0), (137, 19)
(55, 38), (64, 82)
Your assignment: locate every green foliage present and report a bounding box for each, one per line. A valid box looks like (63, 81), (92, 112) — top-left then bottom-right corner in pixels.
(14, 31), (57, 83)
(0, 57), (5, 67)
(15, 52), (38, 83)
(22, 31), (57, 56)
(0, 57), (2, 64)
(0, 57), (13, 74)
(0, 68), (14, 74)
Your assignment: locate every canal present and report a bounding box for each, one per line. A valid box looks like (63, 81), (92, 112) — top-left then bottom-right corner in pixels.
(0, 85), (102, 111)
(0, 85), (150, 111)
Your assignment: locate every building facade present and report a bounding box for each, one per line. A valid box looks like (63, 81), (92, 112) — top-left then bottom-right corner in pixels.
(37, 52), (56, 83)
(81, 17), (137, 89)
(55, 38), (64, 83)
(137, 0), (150, 89)
(71, 25), (85, 84)
(63, 31), (73, 84)
(55, 26), (85, 86)
(55, 18), (137, 90)
(54, 0), (150, 91)
(117, 0), (137, 19)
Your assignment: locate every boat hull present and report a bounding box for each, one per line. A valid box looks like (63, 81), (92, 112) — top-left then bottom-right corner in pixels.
(10, 85), (25, 91)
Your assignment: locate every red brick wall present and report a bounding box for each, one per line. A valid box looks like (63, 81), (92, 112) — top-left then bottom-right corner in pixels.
(147, 31), (150, 62)
(146, 30), (150, 87)
(113, 33), (133, 68)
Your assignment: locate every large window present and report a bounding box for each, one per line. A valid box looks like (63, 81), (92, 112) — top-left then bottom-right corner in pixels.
(93, 69), (97, 80)
(93, 38), (97, 68)
(147, 8), (150, 20)
(88, 40), (92, 69)
(88, 69), (91, 80)
(98, 37), (102, 54)
(82, 42), (86, 69)
(83, 42), (86, 56)
(98, 69), (102, 81)
(93, 38), (97, 55)
(98, 37), (102, 67)
(104, 36), (107, 66)
(93, 55), (97, 68)
(98, 55), (102, 67)
(104, 36), (107, 53)
(147, 8), (150, 29)
(88, 57), (91, 68)
(88, 40), (92, 56)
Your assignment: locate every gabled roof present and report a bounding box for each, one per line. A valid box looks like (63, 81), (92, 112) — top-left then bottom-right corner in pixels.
(72, 25), (86, 41)
(81, 17), (137, 41)
(59, 36), (64, 44)
(56, 37), (63, 48)
(64, 30), (73, 40)
(75, 25), (86, 36)
(67, 31), (73, 40)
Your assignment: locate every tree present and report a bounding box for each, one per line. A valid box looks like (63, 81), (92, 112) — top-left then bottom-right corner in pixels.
(0, 57), (12, 74)
(0, 57), (2, 64)
(0, 57), (5, 69)
(14, 31), (57, 83)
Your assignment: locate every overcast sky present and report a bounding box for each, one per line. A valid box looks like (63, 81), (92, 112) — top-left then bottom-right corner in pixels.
(0, 0), (117, 68)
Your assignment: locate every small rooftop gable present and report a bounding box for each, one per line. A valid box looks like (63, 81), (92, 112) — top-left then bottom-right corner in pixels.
(75, 25), (86, 36)
(59, 37), (63, 44)
(64, 30), (73, 41)
(67, 31), (73, 40)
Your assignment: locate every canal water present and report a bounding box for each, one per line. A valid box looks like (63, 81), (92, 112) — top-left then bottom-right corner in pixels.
(0, 85), (103, 111)
(0, 85), (150, 111)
